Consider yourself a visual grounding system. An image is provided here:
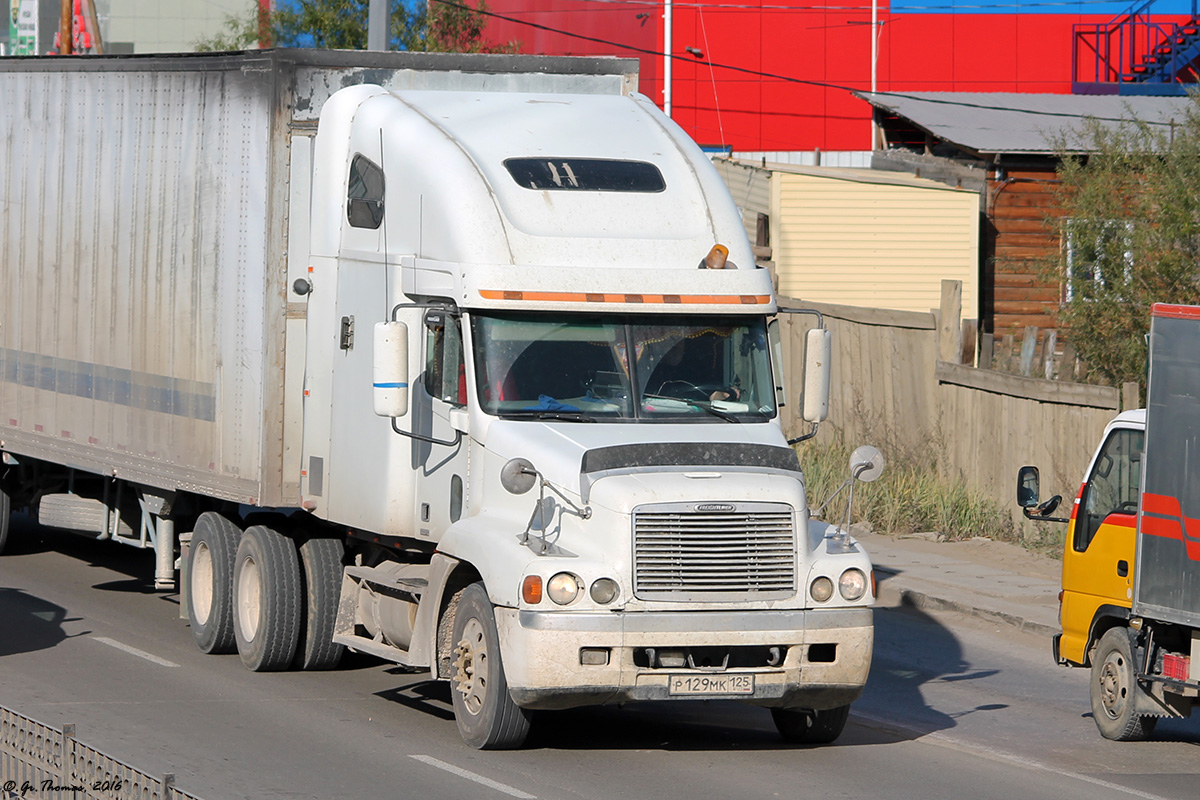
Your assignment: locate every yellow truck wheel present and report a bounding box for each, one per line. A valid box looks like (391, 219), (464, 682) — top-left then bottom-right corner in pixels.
(1090, 627), (1157, 741)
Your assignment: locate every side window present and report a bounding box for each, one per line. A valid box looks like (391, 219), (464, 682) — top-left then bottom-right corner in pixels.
(424, 312), (465, 406)
(1075, 428), (1144, 551)
(347, 154), (384, 230)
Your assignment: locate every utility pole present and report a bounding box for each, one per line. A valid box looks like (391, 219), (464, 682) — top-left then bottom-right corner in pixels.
(663, 0), (672, 117)
(368, 0), (391, 51)
(59, 0), (73, 54)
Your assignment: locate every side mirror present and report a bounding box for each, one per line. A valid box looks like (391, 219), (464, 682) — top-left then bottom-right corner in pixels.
(1017, 465), (1040, 508)
(802, 328), (831, 424)
(373, 321), (409, 417)
(850, 445), (884, 483)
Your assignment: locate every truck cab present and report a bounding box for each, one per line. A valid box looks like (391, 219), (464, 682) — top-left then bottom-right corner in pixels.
(1021, 410), (1145, 667)
(1020, 303), (1200, 741)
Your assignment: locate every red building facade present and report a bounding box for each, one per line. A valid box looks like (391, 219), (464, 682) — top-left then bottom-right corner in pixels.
(482, 0), (1194, 152)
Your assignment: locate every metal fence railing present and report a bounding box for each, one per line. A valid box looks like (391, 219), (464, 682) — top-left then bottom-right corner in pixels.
(1, 706), (202, 800)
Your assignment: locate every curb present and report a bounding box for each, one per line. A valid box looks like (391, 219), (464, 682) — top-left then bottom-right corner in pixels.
(875, 569), (1060, 640)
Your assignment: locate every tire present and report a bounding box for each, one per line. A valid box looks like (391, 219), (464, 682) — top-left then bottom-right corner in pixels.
(187, 512), (243, 654)
(1090, 626), (1158, 741)
(232, 524), (302, 672)
(772, 704), (851, 744)
(0, 483), (11, 555)
(293, 537), (345, 671)
(449, 583), (532, 749)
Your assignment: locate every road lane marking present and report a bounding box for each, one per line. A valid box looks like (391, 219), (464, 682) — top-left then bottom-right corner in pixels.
(93, 637), (180, 668)
(854, 710), (1173, 800)
(409, 754), (535, 799)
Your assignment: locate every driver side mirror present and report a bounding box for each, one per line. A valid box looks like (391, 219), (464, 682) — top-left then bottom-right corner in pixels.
(802, 328), (831, 424)
(1017, 465), (1040, 508)
(373, 321), (409, 417)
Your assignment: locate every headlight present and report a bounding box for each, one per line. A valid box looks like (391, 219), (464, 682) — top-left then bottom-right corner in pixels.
(839, 568), (867, 601)
(547, 572), (582, 605)
(810, 575), (834, 603)
(590, 578), (619, 604)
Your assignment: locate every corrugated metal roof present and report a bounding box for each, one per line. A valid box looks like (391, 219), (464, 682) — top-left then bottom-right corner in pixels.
(856, 91), (1193, 155)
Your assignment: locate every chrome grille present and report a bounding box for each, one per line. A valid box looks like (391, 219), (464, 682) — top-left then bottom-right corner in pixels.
(633, 502), (796, 599)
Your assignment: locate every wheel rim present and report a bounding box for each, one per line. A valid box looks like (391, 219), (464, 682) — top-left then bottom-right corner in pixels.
(453, 617), (488, 715)
(237, 555), (262, 642)
(191, 541), (214, 626)
(1098, 649), (1129, 721)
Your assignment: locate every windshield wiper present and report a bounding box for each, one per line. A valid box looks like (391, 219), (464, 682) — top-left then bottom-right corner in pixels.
(502, 410), (598, 423)
(644, 394), (740, 422)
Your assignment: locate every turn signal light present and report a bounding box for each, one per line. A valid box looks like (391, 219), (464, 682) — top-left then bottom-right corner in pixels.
(522, 575), (543, 604)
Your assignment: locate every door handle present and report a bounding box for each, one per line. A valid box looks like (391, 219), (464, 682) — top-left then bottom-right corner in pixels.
(1117, 560), (1129, 577)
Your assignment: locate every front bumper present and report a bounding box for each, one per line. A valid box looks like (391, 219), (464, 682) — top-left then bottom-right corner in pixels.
(495, 607), (873, 711)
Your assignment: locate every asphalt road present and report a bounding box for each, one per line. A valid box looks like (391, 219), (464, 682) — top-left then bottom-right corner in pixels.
(3, 521), (1200, 800)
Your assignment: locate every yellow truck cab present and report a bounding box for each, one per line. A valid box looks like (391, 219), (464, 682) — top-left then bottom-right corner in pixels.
(1025, 410), (1145, 667)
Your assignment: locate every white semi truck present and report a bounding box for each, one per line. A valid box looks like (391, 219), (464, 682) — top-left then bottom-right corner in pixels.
(0, 50), (876, 749)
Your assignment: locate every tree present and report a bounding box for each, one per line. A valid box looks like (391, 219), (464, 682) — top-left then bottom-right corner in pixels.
(1048, 96), (1200, 391)
(194, 0), (516, 54)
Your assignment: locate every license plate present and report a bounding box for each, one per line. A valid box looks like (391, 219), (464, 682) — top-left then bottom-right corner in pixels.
(668, 673), (755, 696)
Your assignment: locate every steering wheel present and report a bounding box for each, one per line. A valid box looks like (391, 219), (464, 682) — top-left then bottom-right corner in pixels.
(653, 380), (712, 402)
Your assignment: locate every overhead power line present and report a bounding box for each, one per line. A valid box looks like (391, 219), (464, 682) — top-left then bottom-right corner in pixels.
(431, 0), (1186, 126)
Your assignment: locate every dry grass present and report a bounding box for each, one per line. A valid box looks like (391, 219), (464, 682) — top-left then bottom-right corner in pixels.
(795, 436), (1017, 544)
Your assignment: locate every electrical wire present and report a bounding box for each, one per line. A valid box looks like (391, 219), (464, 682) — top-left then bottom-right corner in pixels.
(432, 0), (1190, 126)
(491, 0), (1183, 13)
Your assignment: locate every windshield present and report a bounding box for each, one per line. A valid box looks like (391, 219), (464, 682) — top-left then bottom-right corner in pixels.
(471, 313), (776, 421)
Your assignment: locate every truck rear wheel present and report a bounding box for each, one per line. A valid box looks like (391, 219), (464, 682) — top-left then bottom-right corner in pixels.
(187, 512), (242, 654)
(771, 704), (851, 744)
(293, 537), (345, 671)
(450, 583), (531, 749)
(233, 524), (302, 671)
(1091, 627), (1158, 741)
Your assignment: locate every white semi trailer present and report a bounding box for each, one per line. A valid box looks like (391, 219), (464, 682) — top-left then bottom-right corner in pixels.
(0, 50), (876, 749)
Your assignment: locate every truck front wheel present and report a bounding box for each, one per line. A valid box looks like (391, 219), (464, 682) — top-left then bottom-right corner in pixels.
(450, 583), (532, 749)
(771, 704), (851, 744)
(1091, 627), (1158, 741)
(232, 524), (302, 671)
(187, 512), (242, 654)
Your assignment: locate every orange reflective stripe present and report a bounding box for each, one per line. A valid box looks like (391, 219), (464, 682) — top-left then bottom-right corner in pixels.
(479, 289), (771, 305)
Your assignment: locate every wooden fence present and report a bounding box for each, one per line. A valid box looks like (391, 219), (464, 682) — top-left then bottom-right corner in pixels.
(779, 280), (1124, 528)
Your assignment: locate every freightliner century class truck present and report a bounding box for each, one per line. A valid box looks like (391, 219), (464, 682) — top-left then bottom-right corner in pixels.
(1019, 303), (1200, 740)
(0, 50), (878, 749)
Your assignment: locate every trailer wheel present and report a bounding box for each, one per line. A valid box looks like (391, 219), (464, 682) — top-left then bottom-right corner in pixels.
(1091, 627), (1158, 741)
(293, 537), (345, 671)
(449, 583), (531, 749)
(771, 704), (851, 744)
(0, 484), (11, 555)
(187, 512), (243, 654)
(233, 524), (302, 671)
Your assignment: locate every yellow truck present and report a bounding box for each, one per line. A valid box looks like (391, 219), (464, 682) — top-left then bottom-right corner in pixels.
(1018, 303), (1200, 741)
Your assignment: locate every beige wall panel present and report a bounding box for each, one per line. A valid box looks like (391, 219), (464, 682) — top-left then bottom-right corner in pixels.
(775, 173), (979, 320)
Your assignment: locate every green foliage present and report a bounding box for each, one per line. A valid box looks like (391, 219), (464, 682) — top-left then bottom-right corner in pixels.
(427, 0), (519, 53)
(1049, 95), (1200, 391)
(193, 0), (517, 54)
(193, 4), (264, 52)
(274, 0), (425, 50)
(796, 438), (1015, 545)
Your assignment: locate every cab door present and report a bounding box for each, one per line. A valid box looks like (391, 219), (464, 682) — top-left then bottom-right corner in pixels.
(1059, 426), (1143, 664)
(411, 310), (469, 541)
